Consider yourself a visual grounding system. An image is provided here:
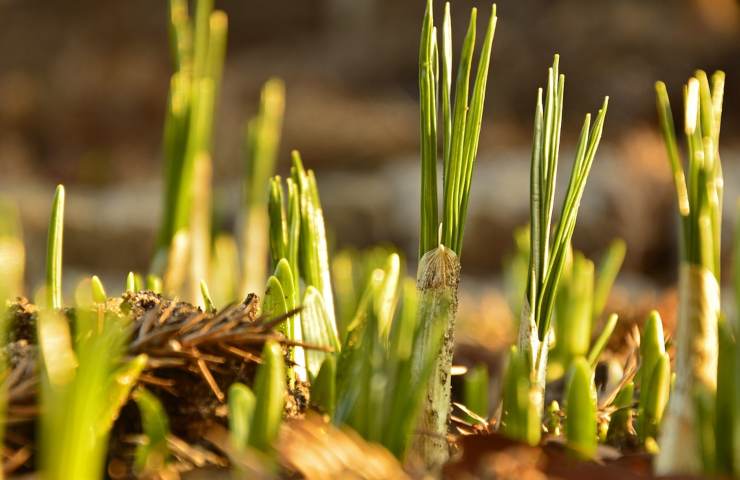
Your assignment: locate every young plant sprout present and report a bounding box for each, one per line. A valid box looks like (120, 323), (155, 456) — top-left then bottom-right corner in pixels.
(654, 71), (724, 475)
(248, 341), (286, 452)
(45, 185), (65, 310)
(565, 357), (598, 459)
(413, 0), (497, 469)
(519, 54), (609, 418)
(498, 56), (608, 447)
(267, 152), (338, 382)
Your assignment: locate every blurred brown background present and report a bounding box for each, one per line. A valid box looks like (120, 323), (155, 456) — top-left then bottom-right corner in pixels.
(0, 0), (739, 291)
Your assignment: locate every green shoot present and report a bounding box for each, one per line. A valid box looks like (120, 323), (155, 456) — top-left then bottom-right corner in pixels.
(301, 286), (340, 380)
(125, 272), (136, 293)
(637, 311), (665, 398)
(45, 185), (65, 309)
(517, 55), (608, 419)
(565, 357), (597, 459)
(552, 250), (594, 372)
(146, 274), (163, 294)
(248, 341), (285, 452)
(332, 247), (400, 341)
(38, 307), (132, 479)
(335, 267), (444, 460)
(463, 364), (489, 420)
(641, 352), (670, 442)
(199, 279), (216, 312)
(311, 356), (337, 416)
(228, 382), (256, 453)
(418, 0), (498, 257)
(133, 388), (171, 476)
(133, 273), (144, 292)
(586, 313), (618, 368)
(90, 275), (107, 304)
(636, 310), (669, 441)
(414, 1), (497, 468)
(267, 153), (339, 382)
(607, 382), (635, 444)
(500, 346), (540, 445)
(99, 354), (148, 434)
(655, 71), (724, 475)
(240, 79), (285, 297)
(291, 152), (335, 326)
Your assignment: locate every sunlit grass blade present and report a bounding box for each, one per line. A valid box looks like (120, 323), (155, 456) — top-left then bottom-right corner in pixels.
(45, 185), (65, 309)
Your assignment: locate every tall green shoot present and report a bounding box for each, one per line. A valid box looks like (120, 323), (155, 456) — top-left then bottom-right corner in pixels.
(654, 71), (724, 475)
(413, 1), (497, 470)
(517, 55), (608, 422)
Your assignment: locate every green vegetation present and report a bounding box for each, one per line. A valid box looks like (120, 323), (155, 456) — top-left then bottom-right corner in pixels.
(414, 0), (497, 469)
(654, 71), (730, 475)
(0, 1), (738, 478)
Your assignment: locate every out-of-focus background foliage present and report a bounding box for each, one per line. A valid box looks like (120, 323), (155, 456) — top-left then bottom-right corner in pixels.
(0, 0), (738, 292)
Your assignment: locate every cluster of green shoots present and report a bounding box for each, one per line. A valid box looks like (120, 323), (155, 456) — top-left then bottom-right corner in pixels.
(0, 0), (738, 478)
